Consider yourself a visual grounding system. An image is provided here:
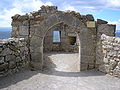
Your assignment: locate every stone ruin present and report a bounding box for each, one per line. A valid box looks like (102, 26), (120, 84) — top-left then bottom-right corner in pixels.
(0, 5), (120, 77)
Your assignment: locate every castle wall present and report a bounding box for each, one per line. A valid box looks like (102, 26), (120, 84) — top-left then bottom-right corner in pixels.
(96, 24), (116, 68)
(0, 38), (29, 77)
(99, 34), (120, 78)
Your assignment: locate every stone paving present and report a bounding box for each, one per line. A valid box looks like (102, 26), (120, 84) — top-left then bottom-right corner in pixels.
(0, 52), (120, 90)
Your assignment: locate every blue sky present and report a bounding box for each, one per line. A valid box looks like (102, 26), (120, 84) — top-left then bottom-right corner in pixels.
(0, 0), (120, 30)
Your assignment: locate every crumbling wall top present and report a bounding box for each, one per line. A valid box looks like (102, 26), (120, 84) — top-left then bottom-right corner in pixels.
(12, 5), (58, 21)
(11, 5), (95, 23)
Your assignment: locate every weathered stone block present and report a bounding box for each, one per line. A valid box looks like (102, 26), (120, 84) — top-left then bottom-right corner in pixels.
(109, 60), (117, 70)
(31, 52), (43, 62)
(12, 14), (21, 20)
(0, 47), (2, 52)
(18, 15), (29, 20)
(97, 25), (115, 37)
(0, 57), (4, 64)
(113, 66), (120, 77)
(97, 19), (108, 24)
(103, 57), (109, 64)
(22, 20), (29, 26)
(86, 14), (94, 21)
(80, 63), (88, 71)
(99, 64), (110, 73)
(30, 61), (43, 70)
(117, 62), (120, 68)
(30, 36), (43, 47)
(9, 61), (16, 69)
(0, 63), (8, 71)
(19, 26), (29, 36)
(86, 21), (95, 28)
(16, 57), (21, 62)
(5, 55), (16, 61)
(30, 46), (42, 53)
(1, 48), (14, 55)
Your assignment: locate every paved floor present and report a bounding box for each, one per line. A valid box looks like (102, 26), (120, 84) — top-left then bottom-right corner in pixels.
(43, 52), (80, 72)
(0, 52), (120, 90)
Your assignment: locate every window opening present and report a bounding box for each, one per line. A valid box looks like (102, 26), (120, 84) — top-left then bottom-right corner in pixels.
(68, 36), (76, 45)
(53, 31), (60, 42)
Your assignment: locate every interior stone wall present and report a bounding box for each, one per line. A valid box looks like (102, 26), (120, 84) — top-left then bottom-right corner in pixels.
(99, 34), (120, 78)
(43, 27), (79, 52)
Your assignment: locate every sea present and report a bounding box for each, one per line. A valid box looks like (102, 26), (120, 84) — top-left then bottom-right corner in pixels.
(0, 27), (120, 39)
(0, 27), (12, 39)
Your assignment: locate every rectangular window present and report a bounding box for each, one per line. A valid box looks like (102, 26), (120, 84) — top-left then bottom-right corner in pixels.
(53, 31), (60, 42)
(68, 36), (76, 45)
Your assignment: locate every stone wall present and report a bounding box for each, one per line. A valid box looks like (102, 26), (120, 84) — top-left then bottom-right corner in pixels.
(0, 38), (29, 77)
(99, 34), (120, 78)
(44, 29), (79, 52)
(96, 23), (116, 68)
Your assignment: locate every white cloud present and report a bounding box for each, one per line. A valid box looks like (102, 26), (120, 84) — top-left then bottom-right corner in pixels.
(108, 20), (120, 30)
(118, 19), (120, 22)
(61, 0), (120, 12)
(13, 0), (53, 12)
(0, 0), (53, 27)
(0, 8), (23, 27)
(106, 0), (120, 8)
(63, 5), (76, 11)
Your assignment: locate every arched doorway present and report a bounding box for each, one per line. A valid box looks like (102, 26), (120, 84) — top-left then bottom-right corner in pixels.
(29, 11), (96, 71)
(43, 22), (80, 72)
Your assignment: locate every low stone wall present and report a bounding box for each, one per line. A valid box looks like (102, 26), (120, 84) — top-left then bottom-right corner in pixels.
(99, 34), (120, 78)
(0, 38), (29, 77)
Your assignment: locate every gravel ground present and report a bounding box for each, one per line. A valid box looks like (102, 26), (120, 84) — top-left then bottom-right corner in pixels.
(0, 52), (120, 90)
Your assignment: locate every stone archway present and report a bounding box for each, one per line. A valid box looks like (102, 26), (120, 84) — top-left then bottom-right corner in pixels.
(29, 12), (89, 71)
(43, 22), (80, 72)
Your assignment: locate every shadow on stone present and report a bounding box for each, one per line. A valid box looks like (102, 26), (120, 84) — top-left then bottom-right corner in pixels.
(42, 67), (105, 77)
(0, 68), (40, 89)
(43, 54), (57, 71)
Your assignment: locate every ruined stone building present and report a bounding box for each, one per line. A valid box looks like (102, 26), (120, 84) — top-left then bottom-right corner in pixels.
(0, 6), (120, 77)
